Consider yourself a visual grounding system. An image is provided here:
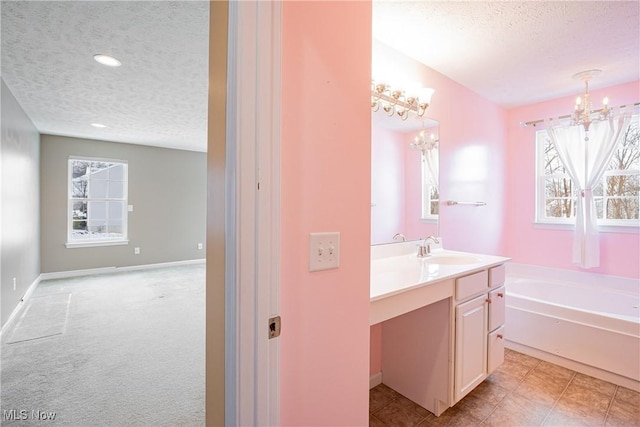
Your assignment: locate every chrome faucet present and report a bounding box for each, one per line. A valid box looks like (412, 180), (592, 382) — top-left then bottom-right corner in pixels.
(393, 233), (406, 242)
(417, 236), (440, 258)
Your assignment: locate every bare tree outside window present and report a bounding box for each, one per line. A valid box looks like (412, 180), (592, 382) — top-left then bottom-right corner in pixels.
(537, 115), (639, 225)
(602, 124), (640, 220)
(68, 158), (128, 244)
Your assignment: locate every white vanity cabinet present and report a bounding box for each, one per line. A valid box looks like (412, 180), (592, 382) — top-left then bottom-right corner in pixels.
(370, 247), (510, 417)
(453, 264), (506, 404)
(454, 293), (488, 402)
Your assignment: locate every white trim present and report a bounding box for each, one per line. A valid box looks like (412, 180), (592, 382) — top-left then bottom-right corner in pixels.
(65, 239), (129, 248)
(224, 0), (239, 423)
(506, 341), (639, 392)
(69, 155), (128, 164)
(39, 259), (205, 280)
(227, 1), (281, 425)
(258, 2), (281, 425)
(533, 221), (639, 234)
(67, 157), (129, 246)
(0, 275), (41, 339)
(370, 372), (383, 389)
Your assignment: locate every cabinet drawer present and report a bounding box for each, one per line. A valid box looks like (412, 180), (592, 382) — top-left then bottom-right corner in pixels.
(489, 264), (506, 288)
(487, 325), (505, 374)
(456, 270), (488, 301)
(488, 285), (505, 332)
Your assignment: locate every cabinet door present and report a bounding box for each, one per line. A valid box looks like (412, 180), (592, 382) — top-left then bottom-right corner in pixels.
(454, 294), (487, 403)
(488, 325), (505, 374)
(488, 285), (505, 332)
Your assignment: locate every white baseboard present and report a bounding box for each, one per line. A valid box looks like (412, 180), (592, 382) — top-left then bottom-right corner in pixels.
(506, 340), (640, 392)
(370, 372), (382, 389)
(40, 259), (206, 280)
(0, 274), (42, 339)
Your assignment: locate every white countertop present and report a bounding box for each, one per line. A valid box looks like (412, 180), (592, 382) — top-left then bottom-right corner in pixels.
(370, 248), (510, 302)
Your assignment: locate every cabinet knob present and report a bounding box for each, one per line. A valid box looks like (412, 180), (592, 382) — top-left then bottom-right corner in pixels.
(485, 298), (491, 303)
(497, 334), (503, 339)
(497, 293), (504, 298)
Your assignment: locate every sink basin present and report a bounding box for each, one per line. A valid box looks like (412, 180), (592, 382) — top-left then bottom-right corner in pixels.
(426, 254), (481, 265)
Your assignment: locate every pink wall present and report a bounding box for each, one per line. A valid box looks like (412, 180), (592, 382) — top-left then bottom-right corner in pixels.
(370, 125), (438, 244)
(369, 41), (509, 378)
(506, 80), (640, 278)
(281, 2), (372, 425)
(371, 126), (406, 244)
(373, 41), (509, 255)
(369, 323), (382, 376)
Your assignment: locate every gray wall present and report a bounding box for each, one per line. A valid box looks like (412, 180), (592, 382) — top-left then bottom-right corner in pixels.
(40, 134), (206, 273)
(1, 80), (41, 327)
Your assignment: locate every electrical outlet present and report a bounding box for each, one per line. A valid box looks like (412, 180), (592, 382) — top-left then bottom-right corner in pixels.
(309, 232), (340, 272)
(13, 277), (17, 291)
(197, 243), (203, 250)
(134, 247), (140, 255)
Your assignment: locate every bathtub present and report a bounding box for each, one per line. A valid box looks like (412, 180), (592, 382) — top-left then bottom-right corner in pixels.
(504, 263), (640, 391)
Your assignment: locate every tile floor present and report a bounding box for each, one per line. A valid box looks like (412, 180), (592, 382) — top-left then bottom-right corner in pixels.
(370, 349), (640, 426)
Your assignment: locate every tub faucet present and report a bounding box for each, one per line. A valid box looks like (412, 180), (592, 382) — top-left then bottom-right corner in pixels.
(393, 233), (406, 242)
(417, 236), (440, 258)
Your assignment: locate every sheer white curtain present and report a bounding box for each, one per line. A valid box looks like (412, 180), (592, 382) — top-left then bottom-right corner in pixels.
(546, 113), (631, 268)
(423, 147), (439, 189)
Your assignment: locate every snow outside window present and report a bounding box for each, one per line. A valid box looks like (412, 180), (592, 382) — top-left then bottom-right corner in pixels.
(67, 157), (129, 247)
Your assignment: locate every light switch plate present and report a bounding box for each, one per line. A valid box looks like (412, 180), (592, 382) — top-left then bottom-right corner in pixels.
(309, 232), (340, 272)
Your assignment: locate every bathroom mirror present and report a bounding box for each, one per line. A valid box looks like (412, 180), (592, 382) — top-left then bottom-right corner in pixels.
(371, 109), (439, 244)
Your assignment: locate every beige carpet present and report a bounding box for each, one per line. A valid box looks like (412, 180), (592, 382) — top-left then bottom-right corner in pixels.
(1, 264), (205, 426)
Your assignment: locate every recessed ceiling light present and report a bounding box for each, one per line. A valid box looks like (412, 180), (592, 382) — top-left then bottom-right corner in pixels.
(93, 54), (121, 67)
(91, 123), (107, 128)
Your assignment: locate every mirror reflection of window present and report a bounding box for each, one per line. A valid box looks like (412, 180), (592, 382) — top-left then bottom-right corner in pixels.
(371, 109), (439, 244)
(418, 132), (439, 220)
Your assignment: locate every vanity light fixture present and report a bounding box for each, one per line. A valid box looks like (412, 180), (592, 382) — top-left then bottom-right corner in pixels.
(571, 69), (611, 132)
(371, 80), (434, 121)
(93, 54), (121, 67)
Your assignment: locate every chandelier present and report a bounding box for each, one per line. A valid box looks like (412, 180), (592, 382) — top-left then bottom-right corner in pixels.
(371, 80), (434, 121)
(571, 69), (611, 132)
(410, 129), (438, 154)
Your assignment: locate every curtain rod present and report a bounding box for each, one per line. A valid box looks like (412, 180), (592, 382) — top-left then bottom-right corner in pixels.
(520, 102), (640, 128)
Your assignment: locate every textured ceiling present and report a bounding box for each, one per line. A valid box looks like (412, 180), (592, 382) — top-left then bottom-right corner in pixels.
(373, 1), (640, 109)
(1, 1), (209, 152)
(2, 2), (638, 150)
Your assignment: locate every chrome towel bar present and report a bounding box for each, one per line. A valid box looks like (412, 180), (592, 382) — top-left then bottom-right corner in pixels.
(446, 200), (487, 206)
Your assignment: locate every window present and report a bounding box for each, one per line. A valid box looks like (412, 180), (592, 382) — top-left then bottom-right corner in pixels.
(67, 157), (128, 247)
(421, 153), (439, 220)
(535, 115), (639, 227)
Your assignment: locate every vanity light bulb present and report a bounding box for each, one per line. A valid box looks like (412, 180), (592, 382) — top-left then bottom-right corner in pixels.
(603, 97), (609, 106)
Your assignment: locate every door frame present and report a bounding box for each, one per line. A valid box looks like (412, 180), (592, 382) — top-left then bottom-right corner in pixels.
(209, 1), (282, 425)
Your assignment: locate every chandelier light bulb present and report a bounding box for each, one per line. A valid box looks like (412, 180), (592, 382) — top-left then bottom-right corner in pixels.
(570, 69), (611, 131)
